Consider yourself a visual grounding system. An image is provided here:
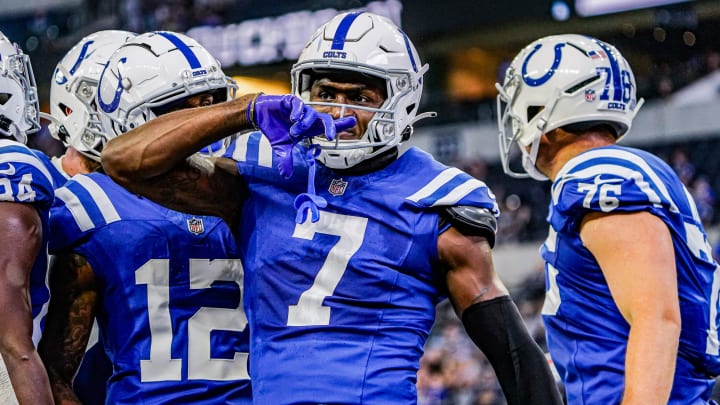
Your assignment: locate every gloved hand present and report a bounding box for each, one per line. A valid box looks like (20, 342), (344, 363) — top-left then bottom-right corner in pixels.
(248, 94), (356, 177)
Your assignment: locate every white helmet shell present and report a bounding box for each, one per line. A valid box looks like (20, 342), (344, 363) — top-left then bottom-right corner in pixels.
(291, 12), (432, 169)
(0, 32), (39, 144)
(48, 30), (136, 161)
(496, 34), (643, 180)
(97, 31), (236, 138)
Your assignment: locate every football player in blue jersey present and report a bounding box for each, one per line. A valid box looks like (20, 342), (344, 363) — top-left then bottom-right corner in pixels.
(35, 30), (135, 405)
(101, 13), (563, 404)
(496, 34), (720, 403)
(0, 32), (54, 404)
(39, 31), (255, 404)
(37, 30), (137, 182)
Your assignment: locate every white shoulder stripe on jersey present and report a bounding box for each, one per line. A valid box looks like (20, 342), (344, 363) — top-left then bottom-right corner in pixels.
(231, 134), (250, 162)
(407, 167), (463, 203)
(230, 133), (273, 168)
(683, 185), (702, 223)
(708, 265), (720, 355)
(0, 151), (54, 187)
(73, 175), (121, 224)
(257, 134), (273, 168)
(553, 149), (679, 213)
(544, 226), (558, 253)
(0, 139), (20, 148)
(553, 163), (677, 213)
(431, 178), (493, 208)
(55, 187), (95, 232)
(32, 245), (51, 348)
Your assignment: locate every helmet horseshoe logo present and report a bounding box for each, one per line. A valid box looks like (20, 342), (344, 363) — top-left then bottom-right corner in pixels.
(98, 57), (126, 113)
(521, 43), (566, 87)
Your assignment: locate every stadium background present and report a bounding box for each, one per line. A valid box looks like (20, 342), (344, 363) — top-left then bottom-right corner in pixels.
(2, 0), (719, 402)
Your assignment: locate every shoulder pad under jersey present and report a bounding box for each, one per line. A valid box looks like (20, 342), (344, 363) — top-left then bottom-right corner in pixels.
(440, 205), (497, 248)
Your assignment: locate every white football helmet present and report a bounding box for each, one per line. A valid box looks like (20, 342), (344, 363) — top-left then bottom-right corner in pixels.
(496, 34), (644, 180)
(291, 12), (435, 169)
(45, 30), (136, 161)
(0, 32), (39, 144)
(96, 31), (236, 138)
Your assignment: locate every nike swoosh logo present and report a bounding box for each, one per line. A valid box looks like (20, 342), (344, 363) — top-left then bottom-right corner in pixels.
(0, 163), (16, 176)
(593, 174), (623, 185)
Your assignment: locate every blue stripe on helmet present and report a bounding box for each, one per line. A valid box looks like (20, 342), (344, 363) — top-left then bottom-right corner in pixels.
(331, 12), (362, 50)
(399, 29), (418, 73)
(594, 39), (622, 102)
(155, 31), (201, 69)
(69, 40), (95, 75)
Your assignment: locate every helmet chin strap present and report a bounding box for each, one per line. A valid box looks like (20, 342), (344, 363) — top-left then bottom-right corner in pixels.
(519, 87), (563, 181)
(521, 142), (548, 181)
(411, 111), (437, 124)
(400, 111), (436, 141)
(618, 97), (645, 141)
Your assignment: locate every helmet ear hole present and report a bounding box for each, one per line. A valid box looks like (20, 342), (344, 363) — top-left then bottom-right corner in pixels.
(527, 106), (544, 122)
(59, 102), (73, 116)
(0, 114), (11, 132)
(57, 125), (70, 143)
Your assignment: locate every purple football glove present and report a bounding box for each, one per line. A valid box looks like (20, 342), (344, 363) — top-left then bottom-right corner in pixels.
(248, 94), (356, 177)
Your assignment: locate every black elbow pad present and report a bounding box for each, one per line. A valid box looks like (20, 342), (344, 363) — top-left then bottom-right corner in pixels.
(440, 205), (497, 247)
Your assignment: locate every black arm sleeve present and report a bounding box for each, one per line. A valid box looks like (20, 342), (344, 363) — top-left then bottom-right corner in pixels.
(461, 296), (564, 405)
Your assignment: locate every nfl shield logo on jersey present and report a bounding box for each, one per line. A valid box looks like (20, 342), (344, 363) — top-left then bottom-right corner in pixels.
(328, 178), (348, 196)
(187, 217), (204, 235)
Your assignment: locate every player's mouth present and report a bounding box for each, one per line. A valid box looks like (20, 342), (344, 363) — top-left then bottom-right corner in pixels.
(337, 130), (357, 140)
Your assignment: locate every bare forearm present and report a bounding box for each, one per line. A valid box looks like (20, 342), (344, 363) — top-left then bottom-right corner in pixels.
(0, 205), (50, 403)
(41, 296), (93, 405)
(102, 93), (257, 182)
(441, 230), (507, 315)
(3, 351), (53, 404)
(38, 253), (96, 405)
(46, 364), (82, 405)
(0, 306), (51, 405)
(621, 318), (679, 404)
